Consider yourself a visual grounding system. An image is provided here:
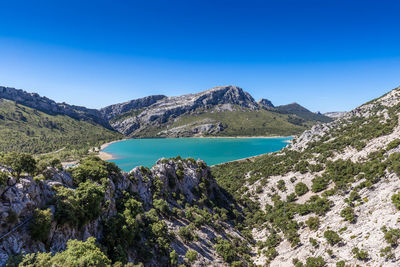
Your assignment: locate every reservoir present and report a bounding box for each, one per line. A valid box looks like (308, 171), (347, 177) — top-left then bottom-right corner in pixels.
(102, 137), (292, 172)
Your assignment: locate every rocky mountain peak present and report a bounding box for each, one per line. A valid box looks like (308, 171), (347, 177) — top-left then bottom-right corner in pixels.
(257, 98), (274, 108)
(194, 85), (258, 109)
(100, 94), (167, 120)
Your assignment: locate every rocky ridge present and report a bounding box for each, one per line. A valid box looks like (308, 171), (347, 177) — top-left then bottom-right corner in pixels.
(0, 157), (244, 266)
(106, 85), (331, 137)
(215, 86), (400, 266)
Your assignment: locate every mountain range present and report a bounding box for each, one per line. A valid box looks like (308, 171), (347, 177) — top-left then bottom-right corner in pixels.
(1, 85), (400, 266)
(0, 85), (331, 154)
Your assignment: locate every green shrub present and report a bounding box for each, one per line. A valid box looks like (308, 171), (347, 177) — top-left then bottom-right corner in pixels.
(305, 256), (325, 267)
(277, 180), (286, 192)
(263, 247), (277, 260)
(0, 171), (8, 186)
(54, 180), (105, 227)
(18, 237), (111, 266)
(306, 217), (320, 231)
(170, 250), (178, 266)
(178, 226), (193, 243)
(2, 152), (36, 178)
(311, 176), (329, 192)
(336, 260), (345, 267)
(391, 193), (400, 210)
(340, 207), (356, 223)
(295, 182), (309, 196)
(185, 250), (198, 263)
(214, 238), (237, 263)
(324, 230), (341, 246)
(30, 208), (52, 243)
(352, 247), (369, 261)
(380, 246), (395, 260)
(382, 226), (400, 246)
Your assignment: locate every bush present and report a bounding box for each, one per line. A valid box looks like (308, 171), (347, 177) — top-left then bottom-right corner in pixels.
(295, 182), (309, 196)
(178, 226), (193, 243)
(311, 176), (329, 192)
(170, 250), (178, 266)
(54, 180), (105, 226)
(263, 247), (277, 260)
(214, 238), (237, 263)
(352, 247), (369, 261)
(30, 208), (52, 243)
(0, 171), (8, 186)
(185, 250), (198, 263)
(392, 193), (400, 210)
(382, 227), (400, 246)
(305, 256), (325, 267)
(324, 230), (341, 246)
(277, 180), (286, 192)
(2, 152), (36, 178)
(380, 246), (394, 260)
(305, 217), (320, 231)
(340, 207), (356, 223)
(18, 237), (111, 266)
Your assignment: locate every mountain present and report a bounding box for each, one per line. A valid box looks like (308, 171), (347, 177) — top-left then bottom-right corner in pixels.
(1, 85), (400, 266)
(0, 86), (110, 128)
(211, 86), (400, 266)
(105, 85), (332, 137)
(0, 99), (122, 154)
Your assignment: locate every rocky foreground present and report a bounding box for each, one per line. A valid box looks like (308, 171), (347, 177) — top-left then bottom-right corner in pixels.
(0, 155), (248, 266)
(211, 86), (400, 266)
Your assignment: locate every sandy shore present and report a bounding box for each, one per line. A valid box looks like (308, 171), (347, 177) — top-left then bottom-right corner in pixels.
(98, 140), (124, 160)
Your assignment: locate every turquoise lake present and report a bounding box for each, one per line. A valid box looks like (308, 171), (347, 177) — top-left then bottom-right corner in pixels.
(103, 137), (292, 172)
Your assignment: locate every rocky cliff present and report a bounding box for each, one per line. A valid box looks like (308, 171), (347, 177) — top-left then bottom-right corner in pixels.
(0, 156), (247, 266)
(107, 85), (331, 137)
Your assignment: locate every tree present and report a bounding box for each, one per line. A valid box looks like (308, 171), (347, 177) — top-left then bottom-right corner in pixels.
(295, 182), (309, 196)
(185, 250), (198, 263)
(324, 230), (341, 246)
(170, 250), (178, 266)
(30, 208), (52, 243)
(3, 152), (36, 178)
(16, 237), (111, 266)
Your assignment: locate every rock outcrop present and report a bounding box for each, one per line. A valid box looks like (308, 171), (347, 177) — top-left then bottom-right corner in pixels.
(0, 157), (241, 266)
(100, 95), (167, 120)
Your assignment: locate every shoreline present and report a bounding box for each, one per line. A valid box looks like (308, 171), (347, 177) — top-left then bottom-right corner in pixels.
(98, 139), (124, 161)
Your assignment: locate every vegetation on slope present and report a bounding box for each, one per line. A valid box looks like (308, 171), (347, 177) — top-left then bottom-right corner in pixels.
(0, 99), (122, 155)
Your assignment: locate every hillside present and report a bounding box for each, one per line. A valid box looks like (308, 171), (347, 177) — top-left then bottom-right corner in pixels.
(105, 85), (331, 137)
(0, 86), (110, 128)
(0, 99), (121, 154)
(0, 155), (251, 266)
(1, 86), (400, 266)
(211, 86), (400, 266)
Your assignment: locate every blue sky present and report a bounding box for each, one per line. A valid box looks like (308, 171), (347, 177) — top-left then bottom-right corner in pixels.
(0, 0), (399, 112)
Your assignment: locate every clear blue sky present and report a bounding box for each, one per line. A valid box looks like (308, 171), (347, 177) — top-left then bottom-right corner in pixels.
(0, 0), (399, 112)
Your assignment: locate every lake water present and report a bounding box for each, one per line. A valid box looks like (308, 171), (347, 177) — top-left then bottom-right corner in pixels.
(102, 137), (292, 172)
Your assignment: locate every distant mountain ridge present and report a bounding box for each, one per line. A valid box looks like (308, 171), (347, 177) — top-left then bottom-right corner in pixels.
(0, 86), (111, 128)
(0, 84), (331, 153)
(104, 85), (332, 137)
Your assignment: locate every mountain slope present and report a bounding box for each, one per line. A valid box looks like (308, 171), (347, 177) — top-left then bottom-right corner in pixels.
(0, 99), (122, 154)
(107, 85), (331, 137)
(211, 86), (400, 266)
(0, 86), (110, 128)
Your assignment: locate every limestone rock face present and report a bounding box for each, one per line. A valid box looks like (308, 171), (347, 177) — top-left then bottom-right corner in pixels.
(100, 95), (167, 120)
(0, 157), (230, 266)
(109, 85), (258, 136)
